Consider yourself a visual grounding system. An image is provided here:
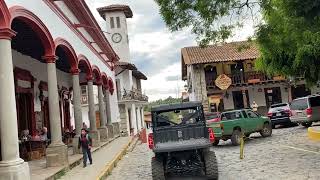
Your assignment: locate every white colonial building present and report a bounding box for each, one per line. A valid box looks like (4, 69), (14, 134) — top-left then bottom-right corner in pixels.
(98, 5), (148, 136)
(0, 0), (136, 179)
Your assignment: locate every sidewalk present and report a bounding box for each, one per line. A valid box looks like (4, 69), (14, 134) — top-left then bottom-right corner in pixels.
(58, 136), (132, 180)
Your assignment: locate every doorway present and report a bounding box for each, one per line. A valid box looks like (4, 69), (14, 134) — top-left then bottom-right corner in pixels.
(16, 93), (34, 135)
(230, 63), (244, 83)
(291, 84), (311, 99)
(232, 90), (249, 109)
(204, 65), (217, 87)
(128, 109), (133, 135)
(264, 87), (282, 107)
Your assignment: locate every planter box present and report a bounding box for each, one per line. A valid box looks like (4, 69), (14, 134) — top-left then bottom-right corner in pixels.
(248, 79), (260, 83)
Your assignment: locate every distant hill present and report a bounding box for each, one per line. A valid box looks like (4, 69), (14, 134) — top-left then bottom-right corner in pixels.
(145, 96), (182, 112)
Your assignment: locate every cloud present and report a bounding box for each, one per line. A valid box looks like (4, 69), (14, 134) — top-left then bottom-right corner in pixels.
(141, 63), (185, 101)
(166, 75), (181, 82)
(87, 0), (255, 101)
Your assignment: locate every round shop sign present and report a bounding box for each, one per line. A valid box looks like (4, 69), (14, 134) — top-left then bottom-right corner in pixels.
(215, 74), (232, 90)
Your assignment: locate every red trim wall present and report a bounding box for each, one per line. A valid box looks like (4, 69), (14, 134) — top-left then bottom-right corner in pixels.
(43, 0), (115, 70)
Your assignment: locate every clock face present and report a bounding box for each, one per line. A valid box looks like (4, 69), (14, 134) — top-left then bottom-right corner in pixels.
(112, 33), (122, 43)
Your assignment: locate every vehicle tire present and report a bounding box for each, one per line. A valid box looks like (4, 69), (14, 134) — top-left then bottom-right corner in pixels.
(212, 139), (220, 146)
(272, 123), (276, 129)
(231, 129), (242, 146)
(204, 150), (218, 180)
(260, 123), (272, 137)
(302, 122), (312, 128)
(151, 157), (165, 180)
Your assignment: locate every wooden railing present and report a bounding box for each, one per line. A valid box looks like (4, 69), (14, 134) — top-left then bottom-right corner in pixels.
(206, 71), (286, 88)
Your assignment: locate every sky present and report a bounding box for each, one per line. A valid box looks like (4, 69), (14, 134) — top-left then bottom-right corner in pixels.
(87, 0), (255, 101)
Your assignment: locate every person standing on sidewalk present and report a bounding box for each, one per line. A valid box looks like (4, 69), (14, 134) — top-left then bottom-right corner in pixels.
(78, 128), (93, 167)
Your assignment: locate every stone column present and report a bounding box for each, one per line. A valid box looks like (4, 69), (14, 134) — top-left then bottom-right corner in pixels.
(71, 69), (82, 153)
(288, 85), (293, 102)
(104, 89), (113, 138)
(131, 104), (137, 135)
(140, 107), (145, 128)
(87, 79), (100, 146)
(136, 107), (141, 132)
(98, 84), (108, 141)
(0, 28), (30, 179)
(43, 55), (68, 167)
(242, 90), (248, 108)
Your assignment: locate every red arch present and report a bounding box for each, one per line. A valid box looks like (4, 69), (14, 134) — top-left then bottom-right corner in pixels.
(0, 1), (11, 28)
(101, 72), (109, 90)
(10, 6), (55, 57)
(108, 77), (114, 95)
(78, 54), (93, 79)
(92, 65), (102, 84)
(54, 37), (78, 70)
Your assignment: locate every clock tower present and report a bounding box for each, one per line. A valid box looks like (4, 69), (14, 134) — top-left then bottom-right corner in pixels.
(97, 5), (133, 63)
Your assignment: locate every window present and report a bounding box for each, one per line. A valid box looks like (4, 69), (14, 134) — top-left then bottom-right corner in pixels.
(221, 111), (242, 121)
(242, 110), (248, 118)
(290, 98), (308, 110)
(81, 86), (87, 95)
(309, 96), (320, 107)
(116, 17), (121, 28)
(110, 17), (115, 29)
(247, 110), (259, 118)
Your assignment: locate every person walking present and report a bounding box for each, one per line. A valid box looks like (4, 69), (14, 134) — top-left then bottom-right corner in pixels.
(78, 128), (92, 167)
(251, 101), (259, 112)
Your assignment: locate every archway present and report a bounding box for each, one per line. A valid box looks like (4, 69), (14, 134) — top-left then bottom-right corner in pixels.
(54, 38), (78, 137)
(10, 6), (55, 139)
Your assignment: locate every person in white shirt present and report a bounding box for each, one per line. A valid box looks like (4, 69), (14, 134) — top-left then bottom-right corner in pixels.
(251, 101), (259, 112)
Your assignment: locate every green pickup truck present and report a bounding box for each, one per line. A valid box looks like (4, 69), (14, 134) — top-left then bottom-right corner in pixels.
(208, 109), (272, 146)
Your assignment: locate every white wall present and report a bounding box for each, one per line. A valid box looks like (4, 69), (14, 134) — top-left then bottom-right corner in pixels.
(6, 0), (120, 122)
(117, 69), (133, 91)
(102, 11), (130, 62)
(132, 76), (137, 89)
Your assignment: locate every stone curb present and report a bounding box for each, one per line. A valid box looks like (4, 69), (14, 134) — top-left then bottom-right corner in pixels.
(308, 127), (320, 141)
(96, 137), (137, 180)
(46, 135), (120, 180)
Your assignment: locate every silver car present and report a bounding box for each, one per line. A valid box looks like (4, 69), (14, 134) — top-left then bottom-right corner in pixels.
(290, 94), (320, 127)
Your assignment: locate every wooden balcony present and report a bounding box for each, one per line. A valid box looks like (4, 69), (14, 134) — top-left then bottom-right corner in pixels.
(206, 71), (287, 89)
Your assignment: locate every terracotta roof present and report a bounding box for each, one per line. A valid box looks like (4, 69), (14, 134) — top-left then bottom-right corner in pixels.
(132, 70), (147, 80)
(115, 61), (137, 70)
(181, 41), (259, 80)
(182, 41), (259, 65)
(97, 4), (133, 19)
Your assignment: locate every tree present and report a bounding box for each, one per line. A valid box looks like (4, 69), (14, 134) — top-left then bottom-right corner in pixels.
(255, 0), (320, 85)
(144, 96), (182, 112)
(156, 0), (320, 84)
(155, 0), (264, 46)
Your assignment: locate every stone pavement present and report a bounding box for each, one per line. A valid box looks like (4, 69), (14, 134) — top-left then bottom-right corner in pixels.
(107, 141), (153, 180)
(30, 136), (123, 180)
(108, 125), (320, 180)
(215, 125), (320, 180)
(58, 136), (131, 180)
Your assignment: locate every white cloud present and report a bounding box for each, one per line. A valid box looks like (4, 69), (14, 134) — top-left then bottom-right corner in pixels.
(87, 0), (255, 101)
(141, 63), (185, 101)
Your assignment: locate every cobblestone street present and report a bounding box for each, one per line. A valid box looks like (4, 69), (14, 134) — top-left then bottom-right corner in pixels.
(216, 125), (320, 180)
(108, 141), (153, 180)
(108, 125), (320, 180)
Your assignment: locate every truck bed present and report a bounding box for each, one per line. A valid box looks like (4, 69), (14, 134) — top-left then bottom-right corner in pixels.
(153, 122), (211, 153)
(154, 138), (211, 152)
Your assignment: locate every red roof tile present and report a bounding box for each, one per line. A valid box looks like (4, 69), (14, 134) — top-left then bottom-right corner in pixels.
(182, 41), (259, 65)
